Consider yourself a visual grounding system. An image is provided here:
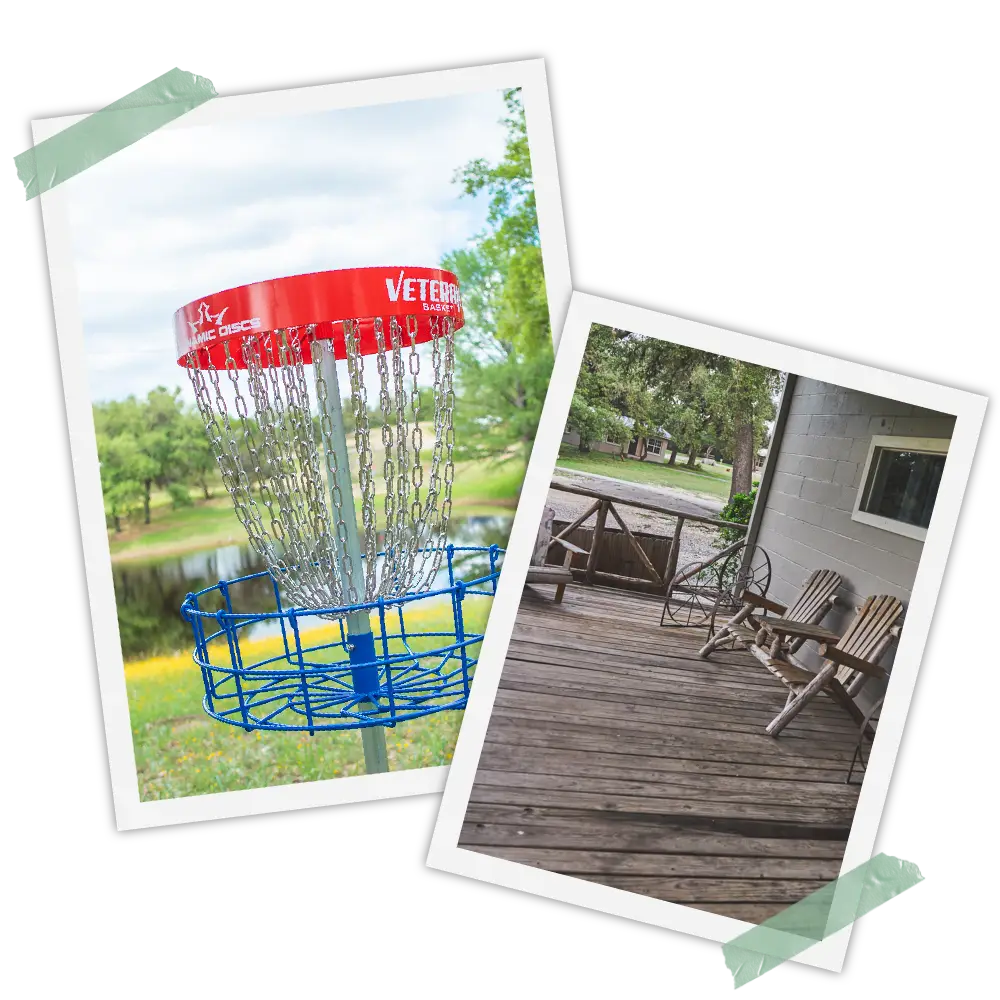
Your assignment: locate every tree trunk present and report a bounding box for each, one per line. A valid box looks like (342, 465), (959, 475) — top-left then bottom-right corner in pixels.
(113, 513), (122, 533)
(729, 422), (755, 500)
(667, 442), (678, 466)
(143, 480), (152, 525)
(201, 478), (211, 500)
(685, 447), (697, 468)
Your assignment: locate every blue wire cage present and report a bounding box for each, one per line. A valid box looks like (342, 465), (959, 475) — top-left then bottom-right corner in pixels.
(180, 544), (502, 733)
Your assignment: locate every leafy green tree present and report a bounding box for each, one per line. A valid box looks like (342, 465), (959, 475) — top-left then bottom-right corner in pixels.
(94, 386), (192, 528)
(443, 89), (553, 466)
(567, 398), (630, 455)
(96, 430), (148, 532)
(135, 387), (189, 522)
(179, 410), (217, 500)
(703, 362), (779, 498)
(665, 376), (715, 467)
(718, 486), (758, 544)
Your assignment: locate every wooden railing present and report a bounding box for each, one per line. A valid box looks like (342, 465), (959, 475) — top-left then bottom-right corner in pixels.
(546, 481), (748, 593)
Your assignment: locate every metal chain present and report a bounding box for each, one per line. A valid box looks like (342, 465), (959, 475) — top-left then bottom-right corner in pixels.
(408, 315), (456, 590)
(313, 337), (361, 604)
(420, 316), (455, 590)
(186, 310), (458, 613)
(341, 321), (379, 600)
(408, 315), (424, 521)
(373, 317), (402, 591)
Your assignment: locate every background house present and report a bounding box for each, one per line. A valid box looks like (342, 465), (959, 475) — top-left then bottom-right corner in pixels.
(744, 374), (955, 706)
(562, 416), (672, 463)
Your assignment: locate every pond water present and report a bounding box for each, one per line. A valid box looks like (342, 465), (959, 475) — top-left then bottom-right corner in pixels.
(112, 512), (512, 661)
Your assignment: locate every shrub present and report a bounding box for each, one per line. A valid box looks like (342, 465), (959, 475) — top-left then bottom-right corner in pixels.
(167, 482), (194, 509)
(717, 486), (757, 545)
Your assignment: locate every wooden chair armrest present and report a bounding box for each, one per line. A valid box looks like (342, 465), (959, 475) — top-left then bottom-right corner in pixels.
(818, 643), (887, 679)
(742, 592), (787, 615)
(768, 618), (841, 644)
(551, 537), (588, 556)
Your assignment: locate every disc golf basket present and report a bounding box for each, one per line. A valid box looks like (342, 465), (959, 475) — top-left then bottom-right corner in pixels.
(175, 267), (503, 773)
(660, 538), (771, 640)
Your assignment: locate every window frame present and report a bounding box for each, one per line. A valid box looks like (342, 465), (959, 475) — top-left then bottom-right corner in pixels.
(851, 434), (950, 541)
(646, 437), (662, 455)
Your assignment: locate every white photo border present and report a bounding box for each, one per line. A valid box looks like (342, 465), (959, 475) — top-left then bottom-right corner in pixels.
(426, 290), (987, 972)
(33, 59), (572, 831)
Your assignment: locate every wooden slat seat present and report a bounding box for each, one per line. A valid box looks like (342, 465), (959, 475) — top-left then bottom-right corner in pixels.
(765, 658), (816, 686)
(526, 565), (574, 585)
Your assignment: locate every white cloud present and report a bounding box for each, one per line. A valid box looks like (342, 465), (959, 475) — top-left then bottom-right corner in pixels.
(65, 89), (509, 402)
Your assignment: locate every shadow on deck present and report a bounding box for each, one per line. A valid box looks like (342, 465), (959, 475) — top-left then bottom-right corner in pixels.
(459, 583), (865, 923)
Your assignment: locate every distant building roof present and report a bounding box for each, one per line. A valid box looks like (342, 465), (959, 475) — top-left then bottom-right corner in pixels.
(621, 414), (671, 439)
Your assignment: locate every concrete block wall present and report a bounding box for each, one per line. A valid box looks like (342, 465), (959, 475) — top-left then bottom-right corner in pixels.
(753, 377), (955, 697)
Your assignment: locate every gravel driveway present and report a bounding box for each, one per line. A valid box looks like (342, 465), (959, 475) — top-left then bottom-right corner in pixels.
(546, 470), (732, 571)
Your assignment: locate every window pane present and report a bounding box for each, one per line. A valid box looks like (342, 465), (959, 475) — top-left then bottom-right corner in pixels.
(861, 448), (945, 528)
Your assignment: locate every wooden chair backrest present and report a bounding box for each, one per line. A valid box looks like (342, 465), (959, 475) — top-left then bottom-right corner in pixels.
(531, 506), (556, 567)
(785, 568), (842, 624)
(833, 594), (904, 684)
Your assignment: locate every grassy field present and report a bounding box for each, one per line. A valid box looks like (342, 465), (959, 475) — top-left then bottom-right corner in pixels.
(109, 454), (526, 562)
(126, 600), (490, 799)
(554, 448), (757, 499)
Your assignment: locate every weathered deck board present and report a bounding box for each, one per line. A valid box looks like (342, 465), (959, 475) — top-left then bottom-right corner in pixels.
(459, 583), (865, 922)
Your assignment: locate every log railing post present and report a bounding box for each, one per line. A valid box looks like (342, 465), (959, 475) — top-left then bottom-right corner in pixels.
(664, 515), (685, 587)
(585, 500), (610, 585)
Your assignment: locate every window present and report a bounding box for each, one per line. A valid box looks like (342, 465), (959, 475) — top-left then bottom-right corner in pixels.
(852, 435), (949, 541)
(646, 437), (662, 455)
(606, 431), (618, 444)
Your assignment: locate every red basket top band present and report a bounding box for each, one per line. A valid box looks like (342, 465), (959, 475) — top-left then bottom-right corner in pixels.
(175, 266), (464, 369)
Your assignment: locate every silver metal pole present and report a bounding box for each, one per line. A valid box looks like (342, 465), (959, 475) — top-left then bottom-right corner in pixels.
(319, 344), (389, 774)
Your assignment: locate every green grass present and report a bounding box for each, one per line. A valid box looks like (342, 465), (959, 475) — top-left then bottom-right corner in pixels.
(126, 601), (490, 799)
(109, 455), (525, 561)
(555, 449), (739, 499)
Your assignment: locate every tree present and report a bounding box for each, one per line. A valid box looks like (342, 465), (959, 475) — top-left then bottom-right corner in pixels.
(96, 431), (148, 532)
(443, 89), (553, 465)
(135, 387), (189, 523)
(702, 361), (780, 498)
(179, 410), (216, 500)
(93, 386), (191, 529)
(567, 398), (630, 454)
(566, 327), (780, 497)
(600, 336), (720, 466)
(664, 369), (716, 467)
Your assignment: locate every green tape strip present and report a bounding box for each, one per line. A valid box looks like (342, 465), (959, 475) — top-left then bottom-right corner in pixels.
(14, 67), (216, 200)
(722, 853), (923, 987)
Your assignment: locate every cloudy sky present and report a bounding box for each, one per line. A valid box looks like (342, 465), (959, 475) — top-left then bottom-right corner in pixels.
(64, 89), (509, 403)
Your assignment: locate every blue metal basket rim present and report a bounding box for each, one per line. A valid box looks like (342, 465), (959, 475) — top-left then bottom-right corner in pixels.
(180, 543), (503, 622)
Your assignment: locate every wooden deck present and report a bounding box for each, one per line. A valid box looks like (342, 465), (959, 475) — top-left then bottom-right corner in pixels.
(459, 583), (865, 923)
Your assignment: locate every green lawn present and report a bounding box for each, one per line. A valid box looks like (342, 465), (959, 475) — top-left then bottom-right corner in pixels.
(127, 601), (490, 799)
(109, 454), (525, 562)
(555, 448), (754, 499)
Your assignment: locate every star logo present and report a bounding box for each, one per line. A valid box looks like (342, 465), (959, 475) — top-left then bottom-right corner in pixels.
(187, 301), (229, 334)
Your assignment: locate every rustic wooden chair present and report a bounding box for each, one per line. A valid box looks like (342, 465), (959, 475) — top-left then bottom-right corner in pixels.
(761, 594), (904, 737)
(698, 567), (842, 661)
(525, 505), (586, 604)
